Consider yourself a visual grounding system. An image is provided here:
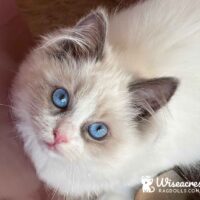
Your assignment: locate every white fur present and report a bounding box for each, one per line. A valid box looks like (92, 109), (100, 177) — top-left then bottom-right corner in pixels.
(11, 0), (200, 199)
(110, 0), (200, 166)
(106, 0), (200, 197)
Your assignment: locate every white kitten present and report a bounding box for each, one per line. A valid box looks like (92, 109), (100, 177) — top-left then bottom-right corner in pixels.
(11, 0), (200, 199)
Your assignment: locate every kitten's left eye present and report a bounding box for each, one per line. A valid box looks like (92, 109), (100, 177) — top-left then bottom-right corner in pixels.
(88, 122), (108, 140)
(52, 88), (69, 109)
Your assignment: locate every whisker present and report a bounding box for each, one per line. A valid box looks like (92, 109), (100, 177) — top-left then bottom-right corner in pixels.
(50, 187), (58, 200)
(0, 103), (13, 109)
(0, 129), (36, 142)
(0, 132), (21, 144)
(0, 103), (21, 112)
(1, 135), (20, 141)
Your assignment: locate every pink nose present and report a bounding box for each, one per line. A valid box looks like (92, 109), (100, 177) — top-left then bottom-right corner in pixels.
(54, 130), (68, 144)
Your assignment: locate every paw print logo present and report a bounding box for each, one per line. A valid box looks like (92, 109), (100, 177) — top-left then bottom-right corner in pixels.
(141, 176), (155, 193)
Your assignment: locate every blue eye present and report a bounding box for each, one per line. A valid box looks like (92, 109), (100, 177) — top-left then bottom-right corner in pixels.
(88, 122), (108, 140)
(52, 88), (69, 109)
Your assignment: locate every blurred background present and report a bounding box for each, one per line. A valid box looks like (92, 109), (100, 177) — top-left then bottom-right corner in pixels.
(17, 0), (136, 36)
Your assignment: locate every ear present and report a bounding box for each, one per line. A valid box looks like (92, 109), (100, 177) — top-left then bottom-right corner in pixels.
(129, 77), (179, 121)
(63, 8), (107, 61)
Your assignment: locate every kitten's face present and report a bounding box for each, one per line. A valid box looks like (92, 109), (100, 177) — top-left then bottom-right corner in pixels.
(11, 9), (178, 197)
(13, 44), (135, 161)
(12, 39), (137, 197)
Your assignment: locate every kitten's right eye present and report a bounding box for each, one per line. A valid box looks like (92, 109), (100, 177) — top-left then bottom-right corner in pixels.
(87, 122), (108, 141)
(52, 88), (69, 109)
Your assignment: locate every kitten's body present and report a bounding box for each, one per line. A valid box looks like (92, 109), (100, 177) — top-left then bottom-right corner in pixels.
(11, 0), (200, 199)
(110, 0), (200, 166)
(110, 0), (200, 167)
(106, 0), (200, 197)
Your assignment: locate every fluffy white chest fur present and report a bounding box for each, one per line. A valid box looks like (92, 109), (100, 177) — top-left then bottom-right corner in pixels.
(11, 0), (200, 199)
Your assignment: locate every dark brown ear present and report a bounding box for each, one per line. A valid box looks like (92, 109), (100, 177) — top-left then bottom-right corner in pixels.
(128, 77), (179, 121)
(63, 9), (107, 61)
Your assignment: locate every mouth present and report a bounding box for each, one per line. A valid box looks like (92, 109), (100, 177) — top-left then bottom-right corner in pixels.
(44, 141), (61, 152)
(43, 140), (66, 154)
(45, 141), (56, 148)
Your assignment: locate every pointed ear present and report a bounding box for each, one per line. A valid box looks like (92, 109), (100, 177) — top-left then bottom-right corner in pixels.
(128, 77), (179, 121)
(64, 8), (108, 60)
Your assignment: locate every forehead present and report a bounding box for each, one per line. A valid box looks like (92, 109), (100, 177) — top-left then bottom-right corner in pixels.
(28, 48), (129, 95)
(21, 48), (132, 121)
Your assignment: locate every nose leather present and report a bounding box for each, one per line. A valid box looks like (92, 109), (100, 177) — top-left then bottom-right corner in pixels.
(54, 130), (68, 144)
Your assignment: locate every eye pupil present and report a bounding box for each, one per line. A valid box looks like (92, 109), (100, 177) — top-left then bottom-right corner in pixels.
(52, 88), (69, 109)
(96, 125), (101, 131)
(88, 122), (108, 140)
(60, 95), (65, 100)
(60, 95), (66, 102)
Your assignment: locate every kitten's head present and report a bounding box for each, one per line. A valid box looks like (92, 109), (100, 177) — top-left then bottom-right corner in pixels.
(11, 9), (178, 197)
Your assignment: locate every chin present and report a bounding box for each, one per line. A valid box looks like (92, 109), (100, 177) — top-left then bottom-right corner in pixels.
(20, 129), (110, 197)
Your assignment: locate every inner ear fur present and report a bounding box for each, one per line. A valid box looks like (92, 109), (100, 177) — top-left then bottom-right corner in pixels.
(57, 8), (108, 61)
(128, 77), (179, 121)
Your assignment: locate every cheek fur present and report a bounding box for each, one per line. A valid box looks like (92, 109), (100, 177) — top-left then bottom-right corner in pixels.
(57, 137), (85, 159)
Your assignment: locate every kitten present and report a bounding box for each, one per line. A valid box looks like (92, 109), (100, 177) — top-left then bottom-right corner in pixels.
(11, 0), (200, 199)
